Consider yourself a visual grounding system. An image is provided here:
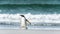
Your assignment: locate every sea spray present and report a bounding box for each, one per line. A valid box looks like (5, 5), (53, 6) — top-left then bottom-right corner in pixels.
(0, 13), (60, 23)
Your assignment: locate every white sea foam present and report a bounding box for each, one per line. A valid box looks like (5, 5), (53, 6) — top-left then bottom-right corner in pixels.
(0, 13), (60, 23)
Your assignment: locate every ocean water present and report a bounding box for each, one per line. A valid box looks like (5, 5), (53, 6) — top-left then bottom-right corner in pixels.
(0, 0), (60, 4)
(0, 4), (60, 29)
(0, 4), (60, 14)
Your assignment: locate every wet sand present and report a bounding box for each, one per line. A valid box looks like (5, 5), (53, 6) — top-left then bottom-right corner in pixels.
(0, 29), (60, 34)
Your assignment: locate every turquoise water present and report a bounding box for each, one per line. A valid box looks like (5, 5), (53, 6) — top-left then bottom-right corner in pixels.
(0, 4), (60, 14)
(0, 0), (60, 4)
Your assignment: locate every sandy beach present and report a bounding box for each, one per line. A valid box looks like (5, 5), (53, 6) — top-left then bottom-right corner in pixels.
(0, 29), (60, 34)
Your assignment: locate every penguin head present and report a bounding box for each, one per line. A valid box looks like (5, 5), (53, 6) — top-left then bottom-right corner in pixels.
(20, 15), (25, 17)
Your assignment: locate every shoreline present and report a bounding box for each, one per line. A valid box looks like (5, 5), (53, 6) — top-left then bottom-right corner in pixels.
(0, 29), (60, 34)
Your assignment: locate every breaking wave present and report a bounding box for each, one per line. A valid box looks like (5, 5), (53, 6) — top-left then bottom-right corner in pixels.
(0, 13), (60, 23)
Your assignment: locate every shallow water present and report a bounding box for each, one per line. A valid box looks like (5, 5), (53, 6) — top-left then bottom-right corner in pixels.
(0, 22), (60, 29)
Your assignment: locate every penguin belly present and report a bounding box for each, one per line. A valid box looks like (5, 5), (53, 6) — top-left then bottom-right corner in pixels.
(20, 17), (27, 29)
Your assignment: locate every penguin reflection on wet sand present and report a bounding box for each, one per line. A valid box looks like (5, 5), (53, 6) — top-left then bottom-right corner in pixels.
(20, 15), (31, 29)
